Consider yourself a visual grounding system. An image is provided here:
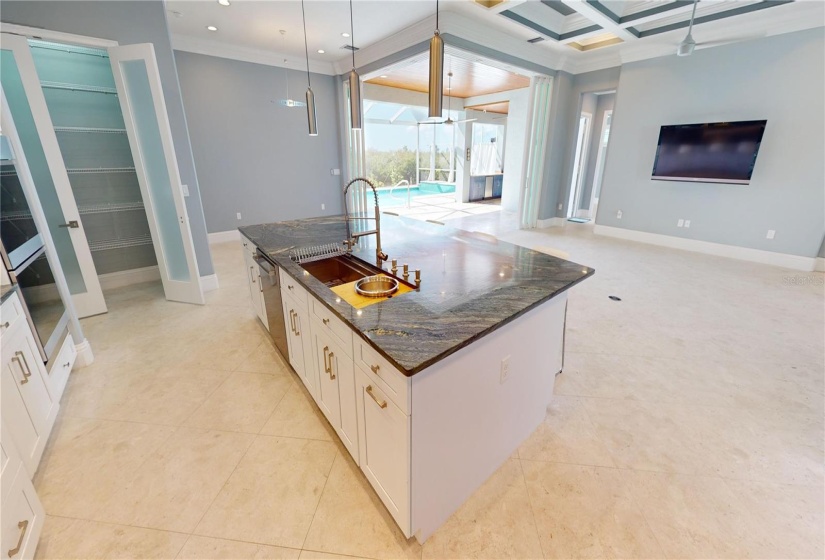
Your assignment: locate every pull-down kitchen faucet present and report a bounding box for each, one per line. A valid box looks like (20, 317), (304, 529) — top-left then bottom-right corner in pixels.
(343, 177), (388, 266)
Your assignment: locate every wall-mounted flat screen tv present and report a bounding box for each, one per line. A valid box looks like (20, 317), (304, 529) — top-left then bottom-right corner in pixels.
(651, 120), (767, 184)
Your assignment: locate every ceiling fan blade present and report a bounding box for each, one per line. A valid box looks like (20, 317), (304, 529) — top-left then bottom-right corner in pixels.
(695, 33), (767, 49)
(456, 118), (478, 123)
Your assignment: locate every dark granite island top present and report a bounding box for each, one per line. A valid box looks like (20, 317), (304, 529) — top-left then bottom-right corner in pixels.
(239, 215), (594, 376)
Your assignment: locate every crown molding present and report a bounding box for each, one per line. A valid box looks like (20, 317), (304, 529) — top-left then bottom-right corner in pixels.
(171, 33), (337, 75)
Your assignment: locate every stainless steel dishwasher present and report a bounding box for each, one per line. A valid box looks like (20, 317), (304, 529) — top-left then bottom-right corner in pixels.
(255, 250), (289, 360)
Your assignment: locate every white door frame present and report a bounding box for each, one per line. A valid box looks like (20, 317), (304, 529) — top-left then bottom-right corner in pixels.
(588, 109), (613, 220)
(1, 32), (108, 317)
(108, 43), (204, 305)
(566, 112), (592, 219)
(519, 75), (554, 229)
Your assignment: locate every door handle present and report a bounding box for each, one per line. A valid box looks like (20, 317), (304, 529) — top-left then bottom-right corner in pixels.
(7, 519), (28, 557)
(323, 345), (330, 373)
(58, 220), (79, 228)
(289, 310), (296, 334)
(366, 385), (387, 409)
(328, 351), (335, 380)
(293, 311), (300, 336)
(13, 351), (31, 384)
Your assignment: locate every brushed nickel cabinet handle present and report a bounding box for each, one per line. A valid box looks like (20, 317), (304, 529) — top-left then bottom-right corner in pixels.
(328, 352), (336, 380)
(288, 284), (294, 291)
(322, 318), (330, 325)
(370, 364), (380, 374)
(289, 310), (296, 334)
(7, 519), (28, 557)
(1, 321), (9, 329)
(249, 266), (256, 284)
(13, 351), (31, 384)
(293, 312), (300, 336)
(323, 345), (330, 373)
(63, 362), (71, 368)
(366, 385), (387, 409)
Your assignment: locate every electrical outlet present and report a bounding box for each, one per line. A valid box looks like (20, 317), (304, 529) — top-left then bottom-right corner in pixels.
(331, 168), (341, 176)
(677, 219), (684, 228)
(500, 356), (511, 384)
(181, 184), (189, 197)
(616, 210), (623, 219)
(236, 212), (242, 220)
(558, 204), (563, 211)
(684, 220), (691, 228)
(767, 229), (776, 240)
(321, 203), (325, 211)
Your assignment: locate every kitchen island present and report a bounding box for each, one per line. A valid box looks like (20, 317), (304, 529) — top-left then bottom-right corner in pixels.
(239, 214), (593, 543)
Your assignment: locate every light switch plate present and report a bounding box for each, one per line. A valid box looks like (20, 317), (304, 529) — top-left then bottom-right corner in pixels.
(181, 184), (189, 197)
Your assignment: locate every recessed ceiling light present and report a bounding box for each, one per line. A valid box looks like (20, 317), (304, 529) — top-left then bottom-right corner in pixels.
(206, 25), (218, 31)
(341, 32), (350, 38)
(380, 75), (388, 78)
(317, 49), (325, 54)
(217, 0), (230, 5)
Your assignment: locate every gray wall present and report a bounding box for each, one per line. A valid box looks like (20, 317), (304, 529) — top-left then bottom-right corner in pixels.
(597, 28), (825, 258)
(174, 51), (344, 233)
(538, 67), (621, 220)
(1, 0), (214, 276)
(580, 92), (615, 210)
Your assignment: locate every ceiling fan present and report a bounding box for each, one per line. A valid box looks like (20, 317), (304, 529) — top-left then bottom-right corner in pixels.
(677, 0), (765, 56)
(418, 72), (477, 126)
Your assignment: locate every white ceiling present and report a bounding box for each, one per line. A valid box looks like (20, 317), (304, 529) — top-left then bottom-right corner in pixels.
(166, 0), (825, 75)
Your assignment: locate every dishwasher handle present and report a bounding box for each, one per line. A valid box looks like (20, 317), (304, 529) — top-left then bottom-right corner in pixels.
(255, 252), (278, 283)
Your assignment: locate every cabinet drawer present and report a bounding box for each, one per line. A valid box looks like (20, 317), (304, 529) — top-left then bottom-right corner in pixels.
(279, 268), (309, 311)
(1, 468), (45, 560)
(240, 234), (256, 256)
(355, 339), (410, 414)
(311, 299), (353, 358)
(0, 292), (24, 340)
(46, 332), (76, 402)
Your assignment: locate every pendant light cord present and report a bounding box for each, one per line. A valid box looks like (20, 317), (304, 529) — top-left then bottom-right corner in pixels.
(301, 0), (311, 87)
(436, 0), (439, 31)
(349, 0), (356, 69)
(687, 0), (697, 34)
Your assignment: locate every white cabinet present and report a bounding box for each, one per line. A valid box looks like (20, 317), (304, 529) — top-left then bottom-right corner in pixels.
(355, 366), (411, 537)
(311, 317), (358, 462)
(240, 236), (267, 329)
(45, 332), (76, 403)
(0, 294), (58, 476)
(1, 424), (45, 560)
(282, 292), (317, 398)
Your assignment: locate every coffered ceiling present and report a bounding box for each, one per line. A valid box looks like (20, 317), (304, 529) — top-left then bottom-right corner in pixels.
(165, 0), (824, 76)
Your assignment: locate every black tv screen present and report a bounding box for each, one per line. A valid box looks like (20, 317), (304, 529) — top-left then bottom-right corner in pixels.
(651, 120), (767, 184)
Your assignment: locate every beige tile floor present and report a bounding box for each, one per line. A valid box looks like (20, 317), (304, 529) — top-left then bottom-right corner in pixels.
(33, 224), (823, 560)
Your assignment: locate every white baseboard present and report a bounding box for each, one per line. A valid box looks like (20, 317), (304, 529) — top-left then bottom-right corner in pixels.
(208, 230), (240, 244)
(99, 266), (160, 291)
(594, 225), (818, 271)
(201, 273), (220, 292)
(816, 257), (825, 272)
(535, 217), (567, 229)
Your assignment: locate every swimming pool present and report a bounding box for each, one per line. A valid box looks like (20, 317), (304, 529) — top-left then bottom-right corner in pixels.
(376, 183), (456, 208)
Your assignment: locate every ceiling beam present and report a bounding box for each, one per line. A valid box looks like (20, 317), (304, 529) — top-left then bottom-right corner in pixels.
(561, 0), (638, 41)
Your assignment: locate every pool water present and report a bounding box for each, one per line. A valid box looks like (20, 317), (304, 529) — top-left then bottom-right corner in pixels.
(376, 183), (456, 208)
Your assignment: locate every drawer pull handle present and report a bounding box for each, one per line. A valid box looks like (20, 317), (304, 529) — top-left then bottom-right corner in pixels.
(292, 311), (300, 336)
(13, 351), (31, 384)
(288, 285), (294, 291)
(370, 364), (380, 374)
(249, 266), (256, 284)
(322, 318), (330, 325)
(323, 345), (330, 373)
(7, 519), (28, 557)
(366, 385), (387, 409)
(1, 321), (9, 329)
(63, 361), (71, 368)
(328, 351), (336, 380)
(289, 310), (296, 334)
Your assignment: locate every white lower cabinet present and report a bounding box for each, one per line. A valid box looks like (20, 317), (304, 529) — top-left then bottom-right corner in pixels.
(311, 318), (358, 463)
(241, 237), (267, 330)
(282, 292), (317, 398)
(0, 319), (58, 476)
(355, 366), (411, 536)
(0, 466), (44, 560)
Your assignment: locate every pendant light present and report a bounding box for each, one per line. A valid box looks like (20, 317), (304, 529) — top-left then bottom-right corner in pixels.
(301, 0), (318, 135)
(428, 0), (444, 119)
(347, 0), (363, 130)
(278, 30), (305, 108)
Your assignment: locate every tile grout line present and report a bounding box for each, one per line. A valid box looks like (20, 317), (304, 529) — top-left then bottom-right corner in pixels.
(299, 450), (339, 551)
(516, 457), (547, 560)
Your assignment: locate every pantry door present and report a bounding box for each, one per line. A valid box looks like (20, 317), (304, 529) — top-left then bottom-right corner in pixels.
(0, 32), (108, 317)
(108, 44), (204, 305)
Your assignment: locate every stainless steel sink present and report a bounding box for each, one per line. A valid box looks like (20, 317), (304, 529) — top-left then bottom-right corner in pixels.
(299, 255), (383, 287)
(355, 275), (399, 298)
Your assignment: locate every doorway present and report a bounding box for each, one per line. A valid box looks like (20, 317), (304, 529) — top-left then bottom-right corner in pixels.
(566, 112), (591, 219)
(588, 110), (612, 220)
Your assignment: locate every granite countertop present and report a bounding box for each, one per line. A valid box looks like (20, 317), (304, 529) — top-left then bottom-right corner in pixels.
(240, 215), (594, 376)
(1, 284), (17, 305)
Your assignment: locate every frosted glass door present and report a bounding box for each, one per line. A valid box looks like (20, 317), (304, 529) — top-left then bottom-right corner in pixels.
(0, 33), (107, 317)
(108, 44), (203, 305)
